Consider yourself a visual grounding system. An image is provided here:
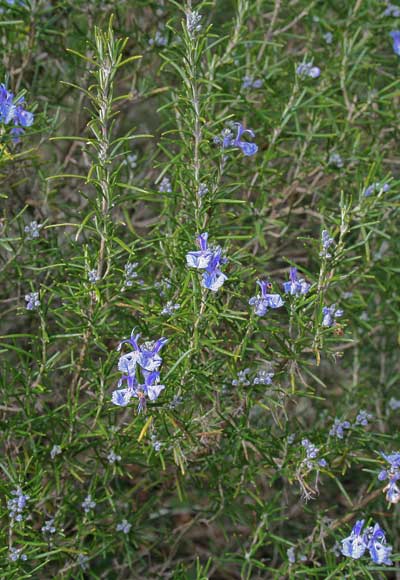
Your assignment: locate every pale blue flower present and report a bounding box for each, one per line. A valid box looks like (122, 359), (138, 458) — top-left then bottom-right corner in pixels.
(329, 418), (350, 439)
(161, 301), (180, 316)
(186, 232), (213, 269)
(88, 269), (100, 283)
(322, 304), (343, 327)
(320, 230), (334, 258)
(41, 518), (56, 534)
(8, 487), (30, 522)
(367, 524), (393, 565)
(107, 450), (121, 464)
(116, 519), (131, 534)
(186, 10), (202, 37)
(232, 368), (251, 387)
(355, 410), (372, 426)
(220, 122), (258, 156)
(9, 547), (27, 561)
(249, 280), (284, 316)
(50, 444), (62, 459)
(329, 152), (344, 168)
(282, 267), (310, 296)
(363, 182), (390, 197)
(201, 247), (227, 292)
(82, 494), (96, 514)
(158, 176), (172, 193)
(24, 220), (41, 240)
(341, 520), (367, 560)
(385, 3), (400, 17)
(390, 30), (400, 55)
(253, 370), (274, 385)
(25, 291), (40, 311)
(296, 62), (320, 78)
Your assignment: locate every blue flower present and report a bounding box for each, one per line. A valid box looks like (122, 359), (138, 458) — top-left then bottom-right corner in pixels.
(249, 280), (284, 316)
(329, 418), (351, 439)
(363, 181), (390, 197)
(117, 332), (167, 374)
(24, 220), (42, 240)
(0, 84), (34, 141)
(385, 3), (400, 17)
(7, 487), (30, 522)
(220, 122), (258, 156)
(201, 247), (227, 292)
(186, 232), (213, 269)
(320, 230), (335, 258)
(25, 291), (40, 311)
(296, 62), (320, 78)
(253, 370), (274, 385)
(139, 338), (168, 371)
(81, 494), (96, 514)
(116, 519), (132, 534)
(341, 520), (368, 560)
(322, 304), (343, 327)
(367, 524), (393, 565)
(282, 267), (310, 296)
(113, 331), (168, 412)
(187, 233), (228, 292)
(355, 409), (373, 426)
(390, 30), (400, 55)
(379, 452), (400, 504)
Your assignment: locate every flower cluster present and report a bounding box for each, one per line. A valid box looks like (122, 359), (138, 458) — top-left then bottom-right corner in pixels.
(8, 487), (30, 522)
(111, 330), (167, 413)
(186, 10), (202, 37)
(363, 181), (390, 197)
(9, 547), (27, 562)
(320, 229), (335, 258)
(116, 519), (131, 534)
(329, 418), (351, 439)
(123, 262), (140, 288)
(355, 409), (373, 426)
(242, 76), (263, 90)
(330, 411), (373, 439)
(378, 452), (400, 504)
(186, 232), (228, 292)
(385, 3), (400, 17)
(341, 520), (393, 565)
(214, 122), (258, 156)
(158, 176), (172, 193)
(322, 304), (343, 327)
(232, 368), (274, 387)
(24, 220), (42, 240)
(41, 518), (56, 535)
(88, 269), (100, 284)
(249, 280), (284, 316)
(301, 438), (327, 469)
(161, 300), (180, 316)
(328, 152), (344, 168)
(0, 83), (34, 142)
(82, 494), (96, 514)
(296, 62), (321, 79)
(25, 291), (40, 311)
(107, 450), (121, 464)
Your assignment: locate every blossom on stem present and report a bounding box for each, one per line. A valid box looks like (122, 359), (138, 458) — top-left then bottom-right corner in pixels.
(282, 267), (310, 296)
(249, 280), (284, 316)
(322, 304), (343, 327)
(390, 30), (400, 55)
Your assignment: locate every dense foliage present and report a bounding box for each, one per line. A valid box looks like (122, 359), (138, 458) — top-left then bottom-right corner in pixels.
(1, 1), (400, 578)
